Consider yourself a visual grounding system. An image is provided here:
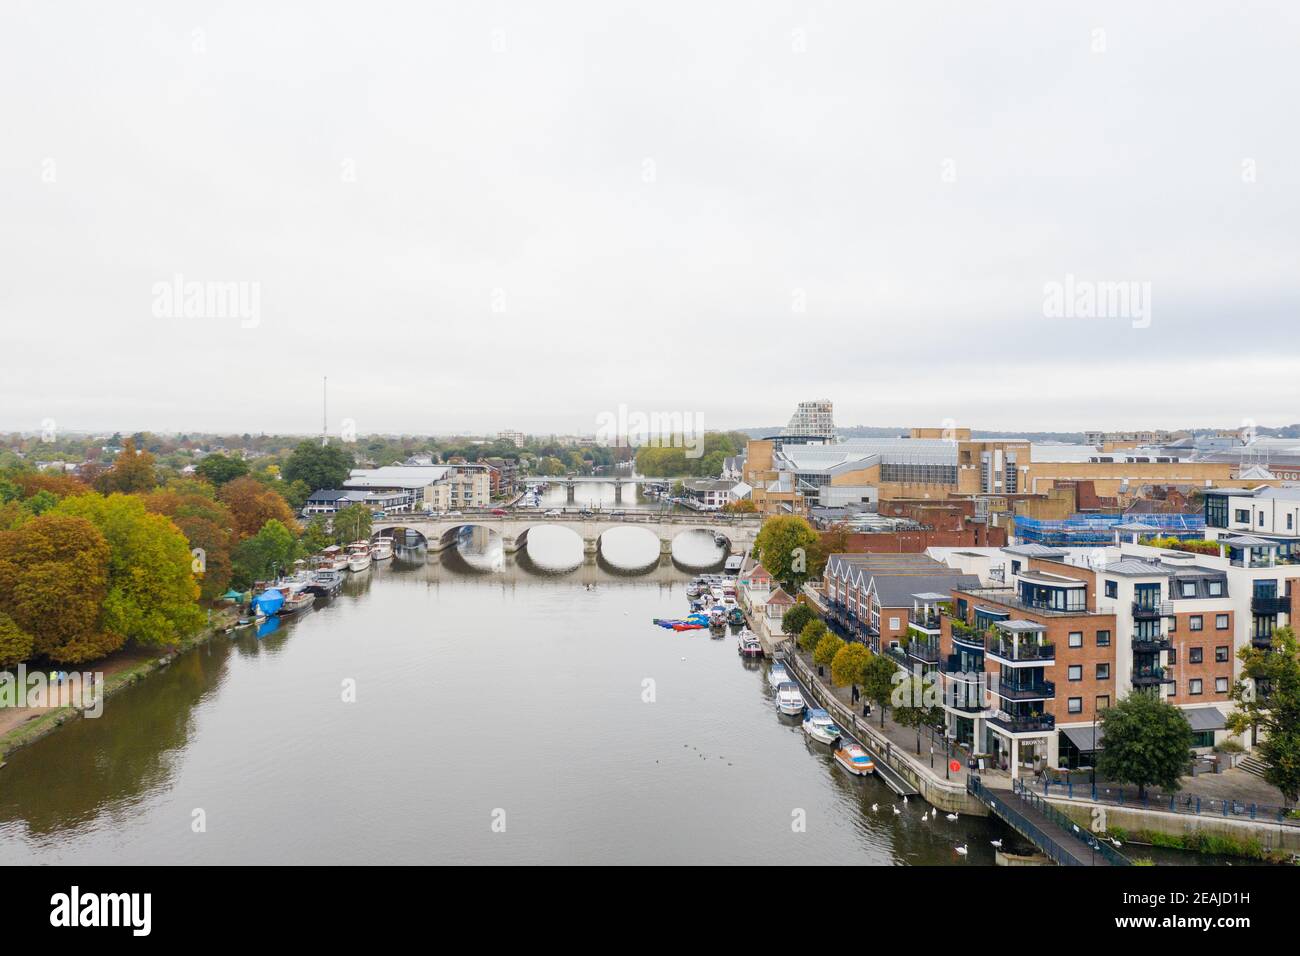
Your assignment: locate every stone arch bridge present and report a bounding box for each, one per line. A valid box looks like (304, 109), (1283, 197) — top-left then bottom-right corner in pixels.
(372, 513), (760, 557)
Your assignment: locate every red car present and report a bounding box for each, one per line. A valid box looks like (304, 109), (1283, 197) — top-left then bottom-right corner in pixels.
(491, 508), (508, 516)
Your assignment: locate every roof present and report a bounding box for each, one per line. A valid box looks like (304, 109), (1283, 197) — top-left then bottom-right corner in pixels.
(767, 587), (794, 605)
(994, 619), (1047, 634)
(1061, 725), (1104, 751)
(872, 572), (981, 608)
(1182, 705), (1227, 732)
(1002, 544), (1069, 558)
(306, 488), (355, 502)
(345, 465), (451, 489)
(1220, 535), (1278, 548)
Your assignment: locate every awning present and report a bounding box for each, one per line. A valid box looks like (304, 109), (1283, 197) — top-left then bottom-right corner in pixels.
(1061, 725), (1105, 752)
(1183, 705), (1227, 732)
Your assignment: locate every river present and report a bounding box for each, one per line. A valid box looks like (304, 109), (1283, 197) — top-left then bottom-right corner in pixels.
(0, 488), (1040, 864)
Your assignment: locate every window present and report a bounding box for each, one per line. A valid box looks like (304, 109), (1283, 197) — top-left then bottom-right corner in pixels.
(1235, 509), (1250, 523)
(1260, 513), (1266, 527)
(1290, 514), (1295, 531)
(1069, 631), (1083, 648)
(1096, 663), (1110, 680)
(1096, 629), (1111, 646)
(1215, 614), (1229, 630)
(1169, 616), (1177, 632)
(1011, 560), (1021, 575)
(1169, 681), (1177, 696)
(1068, 665), (1082, 681)
(1181, 581), (1197, 598)
(1168, 647), (1177, 664)
(1190, 678), (1203, 696)
(1190, 615), (1203, 631)
(1105, 580), (1118, 598)
(1068, 697), (1083, 714)
(888, 617), (900, 631)
(1207, 581), (1223, 597)
(1191, 730), (1215, 748)
(1190, 647), (1203, 664)
(1216, 677), (1229, 693)
(1096, 694), (1111, 710)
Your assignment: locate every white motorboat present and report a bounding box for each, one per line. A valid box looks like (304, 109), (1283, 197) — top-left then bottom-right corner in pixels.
(775, 681), (806, 716)
(767, 662), (791, 688)
(372, 538), (394, 561)
(318, 545), (349, 572)
(802, 708), (842, 746)
(346, 541), (372, 572)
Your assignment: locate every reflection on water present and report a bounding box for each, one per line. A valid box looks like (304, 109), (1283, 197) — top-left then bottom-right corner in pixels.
(0, 529), (1022, 865)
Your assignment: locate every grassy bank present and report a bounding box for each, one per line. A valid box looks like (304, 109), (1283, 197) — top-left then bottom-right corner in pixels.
(0, 607), (237, 763)
(1106, 824), (1293, 864)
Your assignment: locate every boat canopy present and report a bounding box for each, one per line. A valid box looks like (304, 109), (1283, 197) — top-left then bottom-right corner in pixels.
(806, 707), (830, 719)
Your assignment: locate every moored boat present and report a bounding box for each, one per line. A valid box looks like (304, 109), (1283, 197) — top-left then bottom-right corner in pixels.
(738, 636), (764, 659)
(278, 590), (316, 616)
(767, 662), (790, 688)
(775, 681), (806, 716)
(833, 742), (875, 776)
(318, 545), (349, 572)
(802, 708), (842, 746)
(306, 568), (344, 597)
(372, 538), (394, 561)
(346, 541), (372, 572)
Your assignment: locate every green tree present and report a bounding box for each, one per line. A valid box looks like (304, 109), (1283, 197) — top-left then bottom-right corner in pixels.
(862, 653), (900, 727)
(95, 437), (158, 494)
(1228, 626), (1300, 807)
(893, 673), (944, 753)
(54, 492), (204, 648)
(142, 480), (236, 602)
(813, 632), (844, 669)
(281, 479), (313, 511)
(831, 641), (871, 688)
(232, 519), (299, 586)
(282, 440), (355, 491)
(753, 515), (820, 591)
(332, 503), (373, 545)
(195, 453), (249, 487)
(1097, 691), (1194, 798)
(0, 611), (33, 669)
(0, 513), (116, 664)
(781, 602), (815, 638)
(798, 617), (828, 651)
(300, 515), (334, 554)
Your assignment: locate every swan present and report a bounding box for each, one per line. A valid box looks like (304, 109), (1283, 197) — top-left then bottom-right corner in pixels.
(892, 805), (901, 815)
(955, 843), (968, 855)
(990, 839), (1003, 848)
(871, 804), (878, 813)
(946, 812), (959, 821)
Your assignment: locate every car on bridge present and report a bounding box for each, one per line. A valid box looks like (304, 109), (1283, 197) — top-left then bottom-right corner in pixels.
(491, 508), (508, 516)
(544, 509), (562, 517)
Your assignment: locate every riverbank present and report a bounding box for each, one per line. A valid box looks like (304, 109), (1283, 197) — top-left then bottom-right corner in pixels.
(0, 607), (237, 763)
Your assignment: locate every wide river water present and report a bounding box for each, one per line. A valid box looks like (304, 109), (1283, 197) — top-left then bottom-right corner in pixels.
(3, 485), (1225, 866)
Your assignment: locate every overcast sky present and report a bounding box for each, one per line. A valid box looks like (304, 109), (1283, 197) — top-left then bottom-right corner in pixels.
(3, 1), (1298, 438)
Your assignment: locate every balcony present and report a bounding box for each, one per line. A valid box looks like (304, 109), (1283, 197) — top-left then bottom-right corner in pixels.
(951, 622), (987, 649)
(985, 637), (1056, 664)
(988, 712), (1056, 735)
(1252, 633), (1275, 650)
(1132, 600), (1174, 621)
(908, 610), (944, 632)
(1131, 635), (1171, 653)
(1132, 666), (1175, 686)
(992, 679), (1056, 701)
(907, 638), (942, 663)
(1251, 596), (1291, 615)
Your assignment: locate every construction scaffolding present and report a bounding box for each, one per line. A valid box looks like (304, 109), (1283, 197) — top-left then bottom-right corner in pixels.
(1013, 512), (1205, 548)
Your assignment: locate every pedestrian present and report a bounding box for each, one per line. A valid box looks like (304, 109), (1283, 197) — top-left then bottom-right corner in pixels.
(851, 684), (859, 703)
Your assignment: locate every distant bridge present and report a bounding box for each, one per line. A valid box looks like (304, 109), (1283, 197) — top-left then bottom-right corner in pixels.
(371, 512), (760, 556)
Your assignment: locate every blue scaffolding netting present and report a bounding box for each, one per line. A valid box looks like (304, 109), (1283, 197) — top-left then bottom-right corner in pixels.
(1014, 512), (1205, 547)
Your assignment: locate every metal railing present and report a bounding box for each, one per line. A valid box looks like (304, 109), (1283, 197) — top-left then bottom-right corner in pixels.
(967, 776), (1086, 866)
(1035, 777), (1300, 826)
(1012, 780), (1131, 865)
